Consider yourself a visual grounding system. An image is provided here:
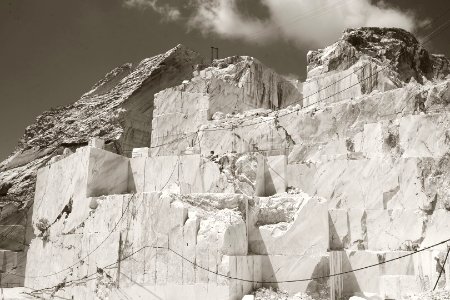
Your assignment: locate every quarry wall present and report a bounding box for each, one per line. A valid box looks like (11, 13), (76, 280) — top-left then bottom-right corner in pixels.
(1, 27), (450, 300)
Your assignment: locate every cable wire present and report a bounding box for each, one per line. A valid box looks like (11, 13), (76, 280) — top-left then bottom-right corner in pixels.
(433, 244), (450, 291)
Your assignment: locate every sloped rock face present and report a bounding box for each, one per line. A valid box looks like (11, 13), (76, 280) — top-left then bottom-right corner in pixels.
(0, 45), (202, 228)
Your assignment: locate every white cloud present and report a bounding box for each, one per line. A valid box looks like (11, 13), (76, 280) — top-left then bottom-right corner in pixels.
(125, 0), (423, 47)
(260, 0), (418, 46)
(187, 0), (275, 43)
(124, 0), (181, 21)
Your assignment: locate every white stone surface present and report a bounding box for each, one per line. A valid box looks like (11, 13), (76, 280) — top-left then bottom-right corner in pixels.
(14, 29), (450, 300)
(131, 147), (151, 158)
(261, 155), (287, 196)
(129, 153), (264, 196)
(379, 275), (422, 299)
(249, 193), (328, 255)
(400, 114), (449, 158)
(258, 254), (329, 297)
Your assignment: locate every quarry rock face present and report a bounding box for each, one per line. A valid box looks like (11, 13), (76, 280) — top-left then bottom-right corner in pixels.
(0, 44), (202, 220)
(1, 27), (450, 300)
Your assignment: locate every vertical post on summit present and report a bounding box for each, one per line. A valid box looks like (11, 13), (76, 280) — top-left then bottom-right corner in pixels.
(211, 47), (219, 63)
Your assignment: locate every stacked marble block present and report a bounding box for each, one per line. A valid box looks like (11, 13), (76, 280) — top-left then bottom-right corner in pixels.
(89, 193), (252, 300)
(126, 150), (330, 298)
(150, 59), (302, 157)
(286, 113), (450, 298)
(26, 145), (130, 291)
(28, 140), (331, 299)
(129, 149), (288, 197)
(246, 193), (330, 298)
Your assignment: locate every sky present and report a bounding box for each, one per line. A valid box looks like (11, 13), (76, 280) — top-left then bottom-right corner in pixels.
(0, 0), (449, 161)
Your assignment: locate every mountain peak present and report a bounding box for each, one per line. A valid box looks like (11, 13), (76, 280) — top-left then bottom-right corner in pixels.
(307, 27), (450, 82)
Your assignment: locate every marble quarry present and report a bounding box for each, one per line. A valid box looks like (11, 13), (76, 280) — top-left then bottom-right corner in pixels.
(1, 27), (450, 300)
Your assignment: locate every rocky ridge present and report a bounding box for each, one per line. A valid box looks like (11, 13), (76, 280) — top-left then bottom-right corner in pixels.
(307, 27), (450, 82)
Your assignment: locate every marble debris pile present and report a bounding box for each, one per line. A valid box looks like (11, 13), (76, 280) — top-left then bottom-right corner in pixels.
(0, 27), (449, 300)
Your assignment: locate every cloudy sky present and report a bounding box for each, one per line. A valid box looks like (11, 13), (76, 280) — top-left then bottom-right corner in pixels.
(0, 0), (449, 160)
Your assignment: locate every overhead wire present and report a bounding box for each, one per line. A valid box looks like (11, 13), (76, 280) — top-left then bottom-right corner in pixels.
(433, 245), (450, 291)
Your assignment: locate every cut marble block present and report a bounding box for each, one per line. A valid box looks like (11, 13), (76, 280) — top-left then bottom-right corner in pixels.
(262, 155), (287, 196)
(343, 251), (381, 295)
(411, 249), (448, 290)
(85, 147), (129, 198)
(113, 256), (258, 300)
(182, 213), (199, 285)
(168, 201), (187, 285)
(363, 123), (383, 158)
(85, 232), (121, 278)
(328, 209), (450, 252)
(108, 284), (231, 300)
(225, 255), (260, 300)
(379, 275), (422, 299)
(329, 249), (448, 298)
(302, 64), (362, 107)
(366, 210), (424, 251)
(421, 210), (450, 251)
(329, 210), (350, 250)
(33, 147), (90, 228)
(287, 158), (385, 210)
(400, 114), (450, 158)
(288, 155), (450, 212)
(179, 155), (207, 194)
(129, 153), (263, 195)
(131, 147), (151, 158)
(82, 195), (127, 235)
(329, 251), (392, 297)
(103, 193), (248, 296)
(249, 194), (328, 255)
(33, 147), (129, 237)
(24, 234), (84, 290)
(330, 251), (344, 300)
(259, 254), (329, 297)
(128, 155), (178, 193)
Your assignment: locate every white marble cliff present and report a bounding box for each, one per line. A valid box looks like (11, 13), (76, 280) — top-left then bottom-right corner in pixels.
(0, 27), (449, 300)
